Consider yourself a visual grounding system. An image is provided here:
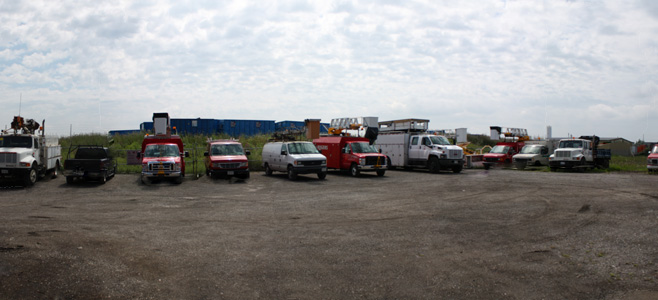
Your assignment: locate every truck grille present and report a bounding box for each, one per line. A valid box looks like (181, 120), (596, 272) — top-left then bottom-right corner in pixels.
(300, 160), (323, 166)
(484, 157), (499, 162)
(515, 158), (529, 163)
(365, 156), (385, 165)
(651, 159), (658, 165)
(448, 149), (462, 159)
(219, 163), (241, 169)
(555, 151), (571, 158)
(149, 162), (173, 171)
(0, 153), (17, 164)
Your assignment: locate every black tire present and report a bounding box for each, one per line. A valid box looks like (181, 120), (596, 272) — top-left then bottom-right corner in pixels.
(100, 173), (107, 184)
(51, 161), (60, 179)
(287, 166), (297, 180)
(350, 164), (360, 177)
(515, 162), (526, 170)
(376, 169), (385, 177)
(237, 173), (250, 180)
(66, 176), (74, 184)
(550, 167), (557, 172)
(428, 157), (440, 173)
(173, 176), (183, 184)
(317, 172), (327, 180)
(452, 165), (463, 173)
(24, 166), (38, 186)
(484, 164), (491, 170)
(265, 164), (273, 176)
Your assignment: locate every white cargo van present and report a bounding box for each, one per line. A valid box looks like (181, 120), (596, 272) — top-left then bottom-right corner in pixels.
(262, 141), (327, 180)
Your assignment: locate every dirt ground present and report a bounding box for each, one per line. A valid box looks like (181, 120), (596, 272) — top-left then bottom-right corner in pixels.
(0, 168), (657, 299)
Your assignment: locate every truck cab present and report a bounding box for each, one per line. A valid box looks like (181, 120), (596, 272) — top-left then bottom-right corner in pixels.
(482, 142), (524, 170)
(139, 136), (189, 184)
(313, 136), (387, 177)
(549, 136), (611, 170)
(647, 145), (658, 174)
(0, 117), (61, 186)
(204, 140), (250, 179)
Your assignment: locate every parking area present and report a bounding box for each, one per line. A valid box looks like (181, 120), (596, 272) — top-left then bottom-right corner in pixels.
(1, 169), (657, 299)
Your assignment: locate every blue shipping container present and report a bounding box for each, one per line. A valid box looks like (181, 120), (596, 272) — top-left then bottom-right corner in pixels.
(219, 120), (275, 137)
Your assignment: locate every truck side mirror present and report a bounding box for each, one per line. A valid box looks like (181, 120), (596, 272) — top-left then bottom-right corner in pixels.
(378, 149), (382, 153)
(184, 151), (190, 158)
(245, 150), (251, 156)
(136, 152), (141, 158)
(203, 152), (209, 156)
(281, 150), (287, 155)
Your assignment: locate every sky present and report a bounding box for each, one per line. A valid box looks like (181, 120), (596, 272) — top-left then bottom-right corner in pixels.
(1, 0), (658, 141)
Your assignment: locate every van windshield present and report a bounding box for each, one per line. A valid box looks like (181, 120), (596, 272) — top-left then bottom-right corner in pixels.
(520, 145), (542, 154)
(211, 144), (244, 156)
(490, 145), (509, 154)
(351, 142), (378, 154)
(144, 144), (180, 158)
(287, 142), (320, 154)
(0, 136), (32, 148)
(429, 136), (451, 145)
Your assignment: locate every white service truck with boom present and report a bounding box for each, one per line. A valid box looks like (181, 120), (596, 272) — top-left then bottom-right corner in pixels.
(0, 116), (62, 186)
(549, 135), (611, 171)
(376, 119), (464, 173)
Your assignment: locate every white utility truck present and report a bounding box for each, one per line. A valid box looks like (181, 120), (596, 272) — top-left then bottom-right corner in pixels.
(0, 116), (62, 186)
(376, 119), (464, 173)
(549, 135), (611, 171)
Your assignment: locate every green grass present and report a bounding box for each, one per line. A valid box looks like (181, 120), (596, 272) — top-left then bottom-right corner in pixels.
(607, 155), (649, 173)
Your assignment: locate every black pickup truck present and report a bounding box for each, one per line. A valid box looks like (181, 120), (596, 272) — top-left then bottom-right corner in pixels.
(63, 146), (117, 184)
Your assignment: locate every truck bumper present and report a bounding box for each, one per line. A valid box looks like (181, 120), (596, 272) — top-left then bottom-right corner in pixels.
(549, 160), (580, 168)
(142, 171), (182, 178)
(439, 159), (464, 168)
(63, 170), (105, 179)
(357, 165), (387, 172)
(209, 169), (250, 177)
(293, 166), (327, 174)
(647, 165), (658, 171)
(0, 168), (28, 180)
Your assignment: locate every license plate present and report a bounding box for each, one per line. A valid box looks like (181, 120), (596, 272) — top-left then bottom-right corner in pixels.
(228, 171), (234, 175)
(1, 169), (8, 174)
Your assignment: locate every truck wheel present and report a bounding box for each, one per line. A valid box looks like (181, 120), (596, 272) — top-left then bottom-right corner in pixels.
(515, 162), (526, 170)
(51, 161), (60, 179)
(287, 166), (297, 180)
(173, 176), (183, 184)
(317, 172), (327, 180)
(428, 157), (440, 173)
(24, 166), (38, 186)
(376, 170), (386, 177)
(350, 164), (360, 177)
(452, 165), (463, 173)
(265, 164), (273, 176)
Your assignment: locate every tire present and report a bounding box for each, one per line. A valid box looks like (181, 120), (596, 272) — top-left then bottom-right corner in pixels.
(428, 157), (440, 173)
(237, 173), (250, 180)
(484, 164), (491, 170)
(350, 164), (360, 177)
(550, 167), (557, 172)
(66, 176), (74, 184)
(515, 162), (526, 170)
(173, 176), (183, 184)
(264, 164), (273, 176)
(376, 170), (386, 177)
(317, 172), (327, 180)
(452, 165), (463, 173)
(100, 173), (107, 184)
(24, 166), (38, 186)
(287, 166), (297, 180)
(51, 161), (60, 179)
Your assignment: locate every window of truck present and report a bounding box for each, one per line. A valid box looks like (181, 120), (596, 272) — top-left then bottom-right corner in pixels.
(351, 142), (379, 154)
(287, 142), (320, 154)
(211, 144), (244, 156)
(429, 136), (451, 145)
(411, 137), (419, 145)
(490, 145), (510, 154)
(0, 136), (32, 148)
(520, 145), (542, 154)
(653, 145), (658, 154)
(144, 144), (180, 158)
(559, 140), (583, 148)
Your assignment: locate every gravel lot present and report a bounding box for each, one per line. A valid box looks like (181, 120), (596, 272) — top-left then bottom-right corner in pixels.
(1, 169), (657, 299)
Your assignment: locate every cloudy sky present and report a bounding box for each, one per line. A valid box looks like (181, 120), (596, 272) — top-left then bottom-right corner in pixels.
(1, 0), (658, 141)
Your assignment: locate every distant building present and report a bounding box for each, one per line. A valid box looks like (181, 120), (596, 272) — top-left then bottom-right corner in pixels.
(598, 137), (633, 156)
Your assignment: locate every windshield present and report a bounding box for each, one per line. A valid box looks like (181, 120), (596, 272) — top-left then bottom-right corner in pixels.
(211, 144), (244, 156)
(287, 142), (320, 154)
(351, 142), (379, 154)
(490, 145), (510, 154)
(144, 144), (180, 158)
(0, 136), (32, 148)
(559, 140), (583, 148)
(653, 145), (658, 154)
(429, 136), (451, 145)
(520, 145), (541, 154)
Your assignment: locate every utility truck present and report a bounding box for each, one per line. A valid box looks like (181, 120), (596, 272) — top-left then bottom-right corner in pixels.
(0, 116), (61, 186)
(313, 117), (387, 177)
(482, 126), (527, 170)
(512, 140), (557, 169)
(137, 113), (189, 184)
(549, 136), (611, 171)
(375, 119), (464, 173)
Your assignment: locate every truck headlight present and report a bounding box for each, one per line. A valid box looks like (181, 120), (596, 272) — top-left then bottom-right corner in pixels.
(359, 158), (365, 165)
(174, 163), (181, 171)
(142, 164), (148, 171)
